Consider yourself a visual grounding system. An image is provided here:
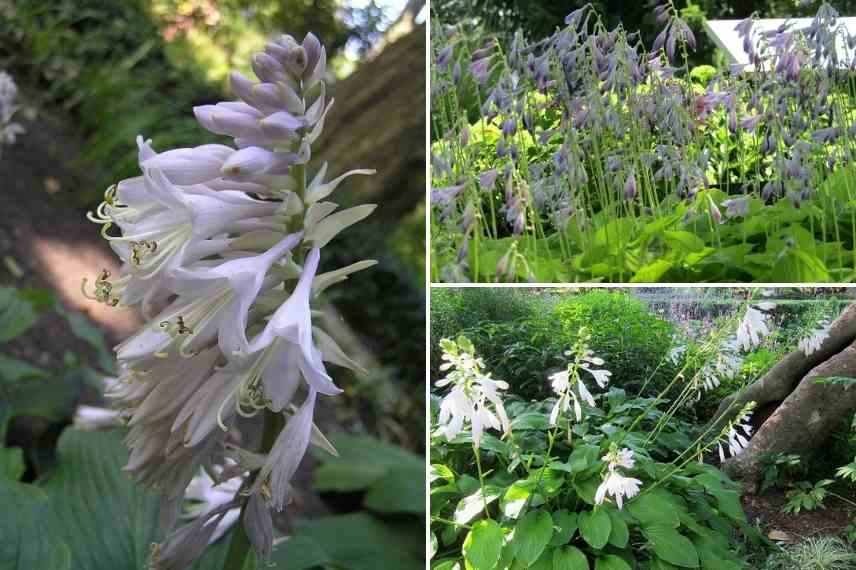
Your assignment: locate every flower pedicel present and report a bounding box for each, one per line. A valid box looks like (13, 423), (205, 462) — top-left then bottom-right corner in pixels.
(84, 32), (375, 568)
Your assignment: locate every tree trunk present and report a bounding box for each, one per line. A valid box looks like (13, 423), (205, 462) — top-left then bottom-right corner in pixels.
(712, 304), (856, 430)
(712, 304), (856, 488)
(723, 341), (856, 487)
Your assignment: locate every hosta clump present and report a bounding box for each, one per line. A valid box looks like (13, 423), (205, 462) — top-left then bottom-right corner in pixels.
(431, 2), (856, 283)
(430, 335), (758, 570)
(83, 32), (376, 568)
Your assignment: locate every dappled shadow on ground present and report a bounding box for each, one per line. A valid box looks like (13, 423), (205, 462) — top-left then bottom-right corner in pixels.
(0, 90), (141, 347)
(742, 490), (856, 542)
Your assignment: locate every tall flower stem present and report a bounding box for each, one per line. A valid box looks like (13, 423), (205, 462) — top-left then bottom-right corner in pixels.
(223, 411), (285, 570)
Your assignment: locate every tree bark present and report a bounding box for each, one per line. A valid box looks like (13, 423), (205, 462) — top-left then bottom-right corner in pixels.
(723, 340), (856, 487)
(711, 304), (856, 431)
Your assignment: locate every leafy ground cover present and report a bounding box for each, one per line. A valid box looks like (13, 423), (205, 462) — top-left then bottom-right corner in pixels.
(430, 288), (856, 569)
(431, 2), (856, 282)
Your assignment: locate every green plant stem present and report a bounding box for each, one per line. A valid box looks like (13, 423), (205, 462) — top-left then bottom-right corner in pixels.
(222, 410), (285, 570)
(473, 442), (492, 520)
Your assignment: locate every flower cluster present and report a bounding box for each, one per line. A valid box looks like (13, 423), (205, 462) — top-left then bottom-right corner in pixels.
(798, 316), (832, 355)
(547, 328), (611, 426)
(595, 446), (643, 510)
(430, 1), (856, 283)
(717, 403), (756, 462)
(84, 33), (376, 568)
(434, 336), (510, 449)
(0, 70), (24, 155)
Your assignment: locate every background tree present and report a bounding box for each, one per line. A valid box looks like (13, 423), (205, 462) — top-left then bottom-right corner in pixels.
(714, 304), (856, 488)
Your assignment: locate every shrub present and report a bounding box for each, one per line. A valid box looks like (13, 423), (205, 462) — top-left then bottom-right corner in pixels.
(431, 341), (756, 570)
(553, 290), (677, 397)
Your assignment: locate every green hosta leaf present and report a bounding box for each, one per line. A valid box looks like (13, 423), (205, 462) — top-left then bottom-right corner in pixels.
(295, 512), (423, 570)
(513, 509), (553, 565)
(553, 545), (589, 569)
(455, 486), (501, 524)
(631, 260), (673, 283)
(501, 479), (534, 519)
(650, 560), (680, 570)
(607, 510), (629, 548)
(643, 524), (700, 568)
(693, 473), (745, 522)
(511, 412), (549, 430)
(0, 480), (70, 569)
(40, 428), (161, 570)
(568, 445), (600, 471)
(549, 509), (578, 546)
(626, 491), (680, 527)
(0, 287), (38, 342)
(573, 476), (600, 505)
(364, 466), (425, 513)
(528, 548), (554, 570)
(595, 555), (631, 570)
(312, 434), (424, 493)
(431, 463), (455, 483)
(463, 519), (504, 570)
(578, 509), (611, 549)
(262, 536), (332, 569)
(433, 560), (461, 570)
(0, 355), (48, 384)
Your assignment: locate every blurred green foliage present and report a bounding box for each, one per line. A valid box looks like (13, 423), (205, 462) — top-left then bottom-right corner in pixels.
(0, 0), (402, 204)
(432, 0), (856, 65)
(430, 289), (679, 400)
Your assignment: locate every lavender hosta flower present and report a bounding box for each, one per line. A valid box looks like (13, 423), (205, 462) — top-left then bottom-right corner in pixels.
(432, 183), (466, 206)
(722, 196), (749, 219)
(470, 57), (492, 84)
(478, 169), (499, 190)
(88, 32), (377, 568)
(624, 169), (637, 201)
(739, 114), (763, 132)
(812, 126), (841, 143)
(436, 44), (454, 72)
(707, 195), (723, 224)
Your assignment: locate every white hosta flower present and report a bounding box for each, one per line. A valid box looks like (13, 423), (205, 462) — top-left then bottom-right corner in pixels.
(0, 70), (24, 153)
(86, 30), (375, 568)
(595, 448), (642, 510)
(547, 342), (610, 426)
(183, 465), (243, 543)
(718, 409), (754, 461)
(435, 338), (510, 449)
(603, 447), (636, 470)
(798, 318), (831, 355)
(736, 303), (775, 352)
(582, 364), (612, 388)
(595, 470), (642, 510)
(73, 404), (122, 431)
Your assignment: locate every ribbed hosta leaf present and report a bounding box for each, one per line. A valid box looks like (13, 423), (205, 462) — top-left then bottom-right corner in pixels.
(0, 404), (70, 569)
(40, 427), (230, 570)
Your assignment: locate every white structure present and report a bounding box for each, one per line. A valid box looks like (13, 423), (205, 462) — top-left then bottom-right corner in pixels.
(704, 17), (856, 69)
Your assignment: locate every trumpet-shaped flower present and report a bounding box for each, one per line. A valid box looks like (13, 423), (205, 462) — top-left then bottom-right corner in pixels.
(435, 338), (510, 448)
(595, 448), (642, 510)
(87, 30), (375, 568)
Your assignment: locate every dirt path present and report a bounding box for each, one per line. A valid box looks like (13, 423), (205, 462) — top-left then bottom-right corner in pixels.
(0, 89), (141, 368)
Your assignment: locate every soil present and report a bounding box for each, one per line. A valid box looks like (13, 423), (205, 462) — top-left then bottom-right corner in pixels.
(0, 88), (142, 370)
(742, 489), (856, 542)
